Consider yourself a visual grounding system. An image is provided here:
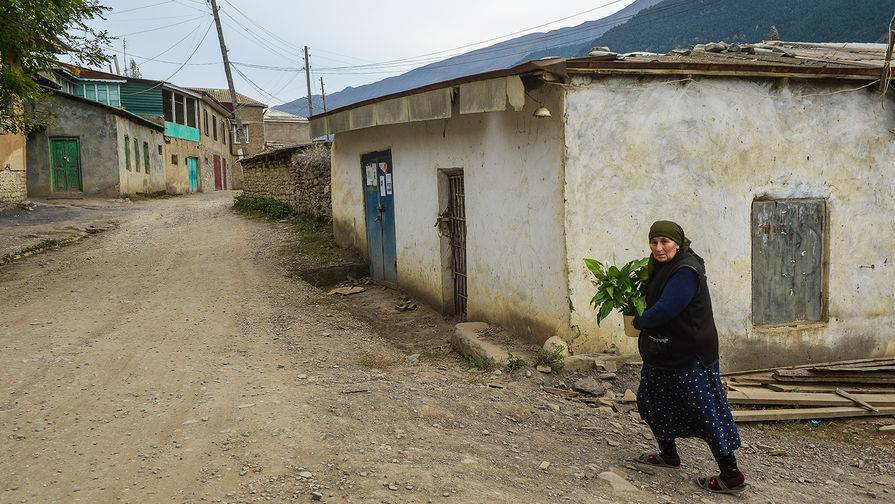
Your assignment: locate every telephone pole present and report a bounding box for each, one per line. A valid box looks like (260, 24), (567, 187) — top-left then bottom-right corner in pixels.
(209, 0), (249, 158)
(303, 46), (314, 117)
(319, 77), (327, 113)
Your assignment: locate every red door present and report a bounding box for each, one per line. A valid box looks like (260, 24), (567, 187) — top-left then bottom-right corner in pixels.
(213, 155), (222, 191)
(222, 159), (228, 189)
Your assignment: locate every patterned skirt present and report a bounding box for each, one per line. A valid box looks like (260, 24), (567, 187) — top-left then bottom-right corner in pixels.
(636, 359), (742, 457)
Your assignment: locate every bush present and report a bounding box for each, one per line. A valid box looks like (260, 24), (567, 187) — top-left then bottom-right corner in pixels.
(534, 346), (565, 374)
(233, 195), (294, 220)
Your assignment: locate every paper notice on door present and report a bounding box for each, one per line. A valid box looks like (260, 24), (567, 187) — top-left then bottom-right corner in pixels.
(365, 164), (376, 186)
(379, 175), (386, 197)
(385, 173), (393, 195)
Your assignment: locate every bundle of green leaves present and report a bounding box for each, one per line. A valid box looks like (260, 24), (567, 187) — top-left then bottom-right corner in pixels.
(585, 257), (650, 325)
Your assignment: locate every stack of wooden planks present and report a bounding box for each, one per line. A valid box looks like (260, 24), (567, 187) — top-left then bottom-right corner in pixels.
(721, 358), (895, 422)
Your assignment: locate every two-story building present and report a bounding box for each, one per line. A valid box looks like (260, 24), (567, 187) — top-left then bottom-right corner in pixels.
(27, 66), (166, 198)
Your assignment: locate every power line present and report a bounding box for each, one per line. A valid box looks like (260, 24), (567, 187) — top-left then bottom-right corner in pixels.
(121, 20), (215, 95)
(117, 15), (208, 37)
(313, 0), (701, 71)
(107, 1), (177, 15)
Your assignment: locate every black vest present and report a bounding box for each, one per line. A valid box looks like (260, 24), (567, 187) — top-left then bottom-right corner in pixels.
(638, 249), (720, 369)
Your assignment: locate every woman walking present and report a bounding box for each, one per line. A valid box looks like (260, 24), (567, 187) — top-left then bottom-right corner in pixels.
(632, 220), (747, 494)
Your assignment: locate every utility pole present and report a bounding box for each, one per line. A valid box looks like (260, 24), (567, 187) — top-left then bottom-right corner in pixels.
(303, 46), (314, 117)
(122, 39), (127, 73)
(319, 77), (327, 113)
(209, 0), (249, 158)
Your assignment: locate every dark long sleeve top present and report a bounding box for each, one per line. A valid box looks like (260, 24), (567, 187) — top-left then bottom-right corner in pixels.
(633, 268), (699, 330)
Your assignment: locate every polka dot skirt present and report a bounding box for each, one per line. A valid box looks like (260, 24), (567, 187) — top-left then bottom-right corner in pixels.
(636, 359), (742, 457)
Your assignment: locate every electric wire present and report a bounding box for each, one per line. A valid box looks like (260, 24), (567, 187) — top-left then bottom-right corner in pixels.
(121, 20), (215, 95)
(116, 15), (208, 37)
(107, 1), (177, 15)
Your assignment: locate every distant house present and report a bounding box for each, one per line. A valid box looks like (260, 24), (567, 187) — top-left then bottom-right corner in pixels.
(263, 109), (310, 149)
(27, 88), (165, 197)
(119, 79), (237, 193)
(311, 42), (895, 371)
(191, 88), (267, 158)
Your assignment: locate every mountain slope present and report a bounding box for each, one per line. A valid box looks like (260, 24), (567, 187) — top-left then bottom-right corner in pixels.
(578, 0), (895, 55)
(276, 0), (662, 117)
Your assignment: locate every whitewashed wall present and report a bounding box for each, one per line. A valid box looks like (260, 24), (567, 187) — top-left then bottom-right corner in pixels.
(331, 88), (571, 341)
(115, 116), (165, 195)
(563, 75), (895, 369)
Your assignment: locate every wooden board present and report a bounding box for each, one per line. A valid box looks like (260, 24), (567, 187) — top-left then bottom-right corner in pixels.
(722, 357), (895, 378)
(733, 406), (895, 422)
(774, 369), (895, 384)
(765, 383), (895, 394)
(725, 388), (895, 407)
(813, 365), (895, 373)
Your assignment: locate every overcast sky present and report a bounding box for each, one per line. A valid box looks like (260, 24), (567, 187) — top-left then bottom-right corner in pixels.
(86, 0), (636, 105)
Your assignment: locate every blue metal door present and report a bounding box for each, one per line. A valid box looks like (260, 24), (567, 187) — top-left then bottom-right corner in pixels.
(361, 150), (397, 285)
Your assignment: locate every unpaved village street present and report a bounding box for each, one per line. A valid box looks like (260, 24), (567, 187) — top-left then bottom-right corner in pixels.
(1, 193), (893, 504)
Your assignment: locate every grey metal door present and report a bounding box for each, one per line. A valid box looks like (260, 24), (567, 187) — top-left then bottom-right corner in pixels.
(447, 173), (467, 316)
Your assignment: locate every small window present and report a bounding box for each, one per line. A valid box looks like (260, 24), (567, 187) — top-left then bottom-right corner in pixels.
(174, 93), (185, 125)
(124, 135), (131, 170)
(203, 109), (209, 136)
(109, 85), (120, 107)
(143, 142), (150, 173)
(86, 84), (97, 101)
(752, 199), (827, 325)
(221, 119), (226, 144)
(97, 85), (109, 105)
(158, 144), (163, 155)
(212, 115), (218, 141)
(186, 97), (197, 128)
(171, 154), (179, 165)
(133, 138), (140, 172)
(162, 89), (173, 122)
(235, 124), (249, 143)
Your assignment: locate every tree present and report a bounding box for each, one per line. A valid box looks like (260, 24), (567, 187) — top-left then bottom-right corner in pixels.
(0, 0), (111, 134)
(767, 24), (781, 41)
(127, 59), (141, 79)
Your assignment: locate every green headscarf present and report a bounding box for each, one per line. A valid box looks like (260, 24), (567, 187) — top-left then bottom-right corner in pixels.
(647, 220), (691, 278)
(649, 220), (691, 249)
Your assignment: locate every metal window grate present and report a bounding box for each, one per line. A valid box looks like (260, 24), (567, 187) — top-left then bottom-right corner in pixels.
(447, 173), (467, 316)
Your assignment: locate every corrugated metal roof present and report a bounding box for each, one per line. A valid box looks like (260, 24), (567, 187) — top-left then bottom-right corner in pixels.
(190, 88), (268, 108)
(309, 41), (889, 124)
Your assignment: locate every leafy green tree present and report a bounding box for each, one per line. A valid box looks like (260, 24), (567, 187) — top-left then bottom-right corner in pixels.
(0, 0), (111, 134)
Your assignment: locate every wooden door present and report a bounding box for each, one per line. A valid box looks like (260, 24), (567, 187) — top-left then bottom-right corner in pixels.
(49, 137), (82, 193)
(187, 157), (199, 193)
(222, 159), (228, 189)
(213, 154), (222, 190)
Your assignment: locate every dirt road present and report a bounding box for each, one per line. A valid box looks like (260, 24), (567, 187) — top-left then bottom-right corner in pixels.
(1, 192), (892, 504)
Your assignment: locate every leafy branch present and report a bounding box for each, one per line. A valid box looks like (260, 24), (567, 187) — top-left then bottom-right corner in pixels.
(585, 257), (649, 325)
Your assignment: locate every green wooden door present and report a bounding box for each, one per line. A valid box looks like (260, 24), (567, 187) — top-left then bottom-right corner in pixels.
(49, 138), (82, 192)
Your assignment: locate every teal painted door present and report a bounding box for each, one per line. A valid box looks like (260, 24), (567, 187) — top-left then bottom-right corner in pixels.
(187, 157), (199, 193)
(49, 138), (82, 192)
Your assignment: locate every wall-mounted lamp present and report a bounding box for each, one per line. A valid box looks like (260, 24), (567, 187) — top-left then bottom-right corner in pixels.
(533, 106), (552, 118)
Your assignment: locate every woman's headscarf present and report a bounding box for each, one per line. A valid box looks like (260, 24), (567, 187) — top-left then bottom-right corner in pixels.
(647, 220), (691, 278)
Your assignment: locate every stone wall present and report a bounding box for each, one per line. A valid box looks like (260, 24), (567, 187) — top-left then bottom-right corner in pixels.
(241, 143), (331, 221)
(0, 131), (27, 205)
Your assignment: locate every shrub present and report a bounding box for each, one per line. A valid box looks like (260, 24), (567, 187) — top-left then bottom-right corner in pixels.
(233, 195), (294, 220)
